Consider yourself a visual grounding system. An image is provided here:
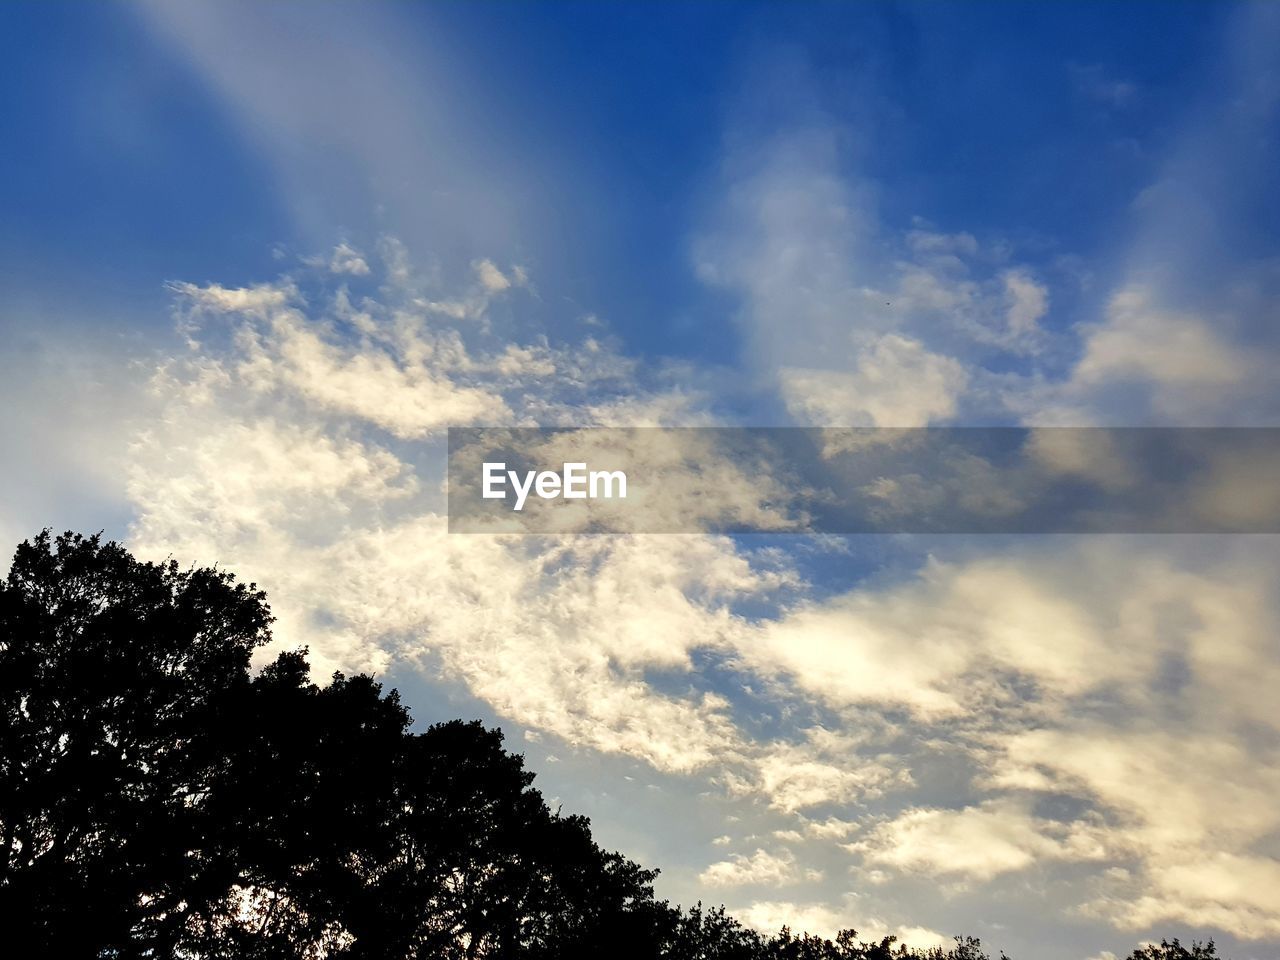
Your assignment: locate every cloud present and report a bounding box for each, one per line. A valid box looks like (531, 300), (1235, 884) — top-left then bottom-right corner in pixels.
(743, 548), (1152, 719)
(1023, 428), (1139, 493)
(692, 117), (1055, 429)
(736, 899), (947, 948)
(473, 258), (513, 293)
(736, 899), (849, 936)
(121, 235), (1280, 954)
(170, 280), (292, 316)
(854, 798), (1112, 882)
(695, 7), (1280, 437)
(994, 727), (1280, 937)
(131, 246), (807, 782)
(1003, 270), (1048, 338)
(133, 265), (1280, 940)
(1018, 283), (1274, 427)
(801, 817), (860, 841)
(699, 848), (821, 888)
(1071, 287), (1252, 398)
(1114, 854), (1280, 939)
(170, 278), (512, 437)
(329, 243), (370, 276)
(778, 334), (969, 427)
(744, 727), (911, 814)
(727, 535), (1280, 937)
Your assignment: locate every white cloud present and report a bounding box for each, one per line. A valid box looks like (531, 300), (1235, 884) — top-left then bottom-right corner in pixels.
(995, 726), (1280, 937)
(171, 278), (512, 437)
(473, 258), (512, 292)
(1020, 284), (1270, 426)
(699, 848), (820, 888)
(1003, 270), (1048, 338)
(736, 900), (947, 947)
(329, 242), (370, 276)
(802, 817), (860, 841)
(779, 334), (969, 427)
(692, 123), (1058, 428)
(1073, 286), (1250, 389)
(854, 798), (1112, 882)
(746, 730), (910, 814)
(123, 246), (1280, 952)
(132, 248), (803, 779)
(169, 280), (292, 317)
(737, 899), (849, 936)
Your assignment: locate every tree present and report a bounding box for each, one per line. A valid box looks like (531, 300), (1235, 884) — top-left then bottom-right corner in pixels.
(0, 530), (271, 955)
(1125, 941), (1220, 960)
(0, 531), (671, 958)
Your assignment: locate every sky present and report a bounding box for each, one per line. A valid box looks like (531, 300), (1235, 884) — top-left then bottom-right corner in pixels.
(2, 2), (1279, 957)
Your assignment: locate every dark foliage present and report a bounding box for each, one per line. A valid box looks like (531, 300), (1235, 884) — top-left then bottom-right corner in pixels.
(1124, 941), (1221, 960)
(0, 532), (1231, 959)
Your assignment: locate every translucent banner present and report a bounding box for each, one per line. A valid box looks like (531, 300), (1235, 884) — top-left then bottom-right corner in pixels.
(447, 427), (1280, 534)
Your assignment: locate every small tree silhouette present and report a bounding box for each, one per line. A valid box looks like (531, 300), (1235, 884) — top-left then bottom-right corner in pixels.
(1125, 940), (1220, 960)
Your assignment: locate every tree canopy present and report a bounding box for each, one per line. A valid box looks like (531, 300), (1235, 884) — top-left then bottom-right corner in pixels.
(0, 532), (1228, 959)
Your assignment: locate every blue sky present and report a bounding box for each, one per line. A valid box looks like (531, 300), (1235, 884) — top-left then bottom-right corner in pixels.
(3, 3), (1280, 958)
(2, 1), (1252, 360)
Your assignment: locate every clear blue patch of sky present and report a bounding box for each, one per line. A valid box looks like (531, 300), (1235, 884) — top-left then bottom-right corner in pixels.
(0, 2), (1245, 363)
(0, 3), (290, 328)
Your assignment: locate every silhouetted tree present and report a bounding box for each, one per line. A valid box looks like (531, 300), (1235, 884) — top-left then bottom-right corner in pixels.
(0, 532), (1237, 960)
(755, 930), (1002, 960)
(1124, 940), (1220, 960)
(0, 530), (271, 955)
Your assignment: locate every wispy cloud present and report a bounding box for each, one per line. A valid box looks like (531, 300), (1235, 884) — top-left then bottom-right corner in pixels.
(125, 242), (1280, 946)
